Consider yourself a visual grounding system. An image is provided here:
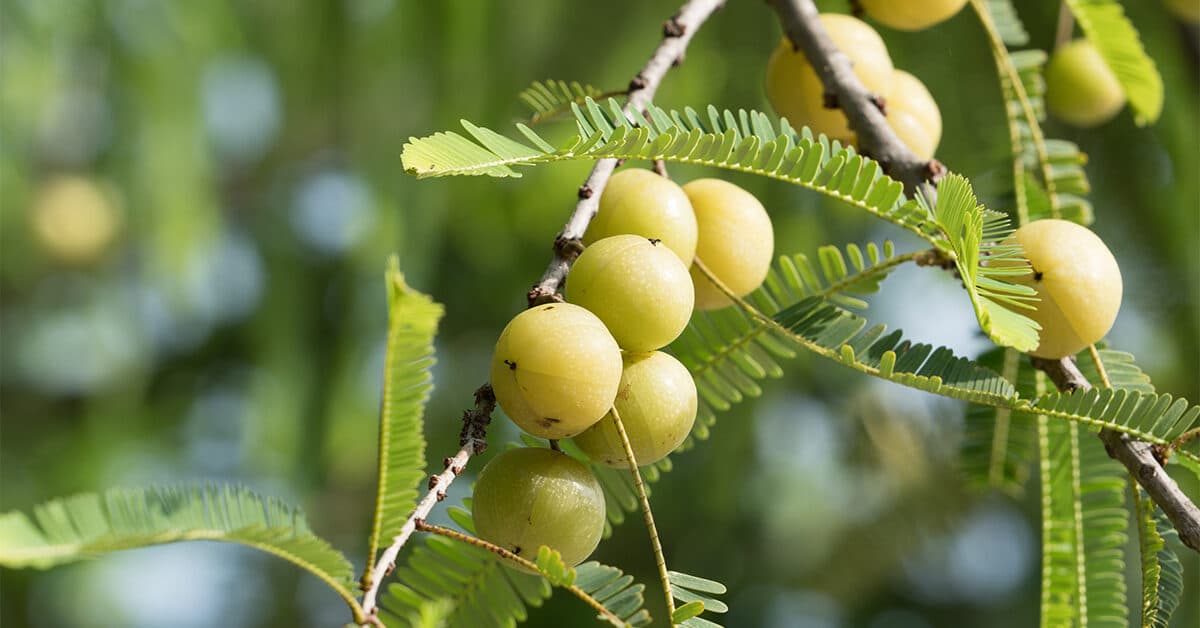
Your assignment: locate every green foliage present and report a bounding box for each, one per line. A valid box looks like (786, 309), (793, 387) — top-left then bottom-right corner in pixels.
(672, 241), (908, 438)
(959, 347), (1155, 497)
(1032, 387), (1200, 465)
(960, 348), (1038, 495)
(0, 484), (360, 613)
(1037, 415), (1128, 628)
(1063, 0), (1163, 125)
(1133, 484), (1184, 628)
(519, 80), (609, 125)
(534, 546), (575, 587)
(928, 174), (1040, 352)
(401, 99), (943, 246)
(668, 571), (728, 628)
(379, 503), (650, 628)
(971, 0), (1093, 226)
(977, 0), (1029, 45)
(366, 259), (446, 574)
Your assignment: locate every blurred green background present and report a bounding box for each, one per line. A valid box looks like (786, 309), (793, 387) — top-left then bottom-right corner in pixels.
(2, 0), (1198, 626)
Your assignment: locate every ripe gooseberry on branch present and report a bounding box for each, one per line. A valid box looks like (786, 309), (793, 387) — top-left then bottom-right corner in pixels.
(566, 234), (695, 352)
(573, 351), (698, 468)
(1002, 219), (1123, 359)
(472, 447), (606, 569)
(490, 302), (623, 439)
(859, 0), (969, 31)
(765, 14), (894, 144)
(1045, 40), (1126, 128)
(886, 70), (942, 160)
(683, 178), (775, 311)
(584, 168), (698, 264)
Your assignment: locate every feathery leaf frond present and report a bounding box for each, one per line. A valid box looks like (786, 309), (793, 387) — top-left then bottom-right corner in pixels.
(970, 0), (1093, 226)
(401, 98), (946, 246)
(1037, 412), (1128, 628)
(1133, 483), (1185, 628)
(978, 0), (1029, 45)
(0, 484), (361, 615)
(519, 80), (610, 125)
(379, 503), (650, 627)
(1032, 388), (1200, 465)
(673, 241), (912, 437)
(928, 174), (1040, 351)
(365, 259), (445, 576)
(1064, 0), (1163, 125)
(960, 348), (1037, 495)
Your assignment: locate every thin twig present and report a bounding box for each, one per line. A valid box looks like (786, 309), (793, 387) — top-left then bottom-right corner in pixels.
(608, 406), (675, 619)
(527, 0), (727, 306)
(414, 521), (629, 627)
(1031, 356), (1200, 553)
(765, 0), (943, 202)
(360, 385), (496, 620)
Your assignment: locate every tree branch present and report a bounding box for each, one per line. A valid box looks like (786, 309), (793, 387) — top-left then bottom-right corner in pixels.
(360, 385), (496, 621)
(527, 0), (726, 306)
(766, 0), (943, 202)
(1031, 357), (1200, 553)
(360, 2), (725, 622)
(769, 0), (1200, 553)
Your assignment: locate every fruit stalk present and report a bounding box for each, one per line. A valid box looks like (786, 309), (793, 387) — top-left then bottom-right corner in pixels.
(609, 405), (677, 618)
(527, 0), (726, 306)
(1032, 356), (1200, 553)
(766, 0), (942, 201)
(359, 385), (496, 621)
(414, 521), (628, 626)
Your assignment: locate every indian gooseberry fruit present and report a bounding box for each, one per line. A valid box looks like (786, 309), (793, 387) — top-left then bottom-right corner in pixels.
(472, 447), (606, 568)
(886, 70), (942, 160)
(584, 168), (699, 264)
(574, 351), (698, 468)
(566, 235), (695, 352)
(31, 176), (122, 264)
(765, 14), (894, 143)
(490, 302), (623, 439)
(684, 178), (775, 311)
(1003, 219), (1122, 359)
(859, 0), (968, 31)
(1045, 40), (1126, 128)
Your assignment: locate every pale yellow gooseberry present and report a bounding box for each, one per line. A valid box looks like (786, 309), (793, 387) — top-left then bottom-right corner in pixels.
(860, 0), (968, 31)
(574, 351), (698, 468)
(1003, 219), (1123, 359)
(490, 303), (623, 439)
(1045, 40), (1126, 128)
(765, 14), (894, 144)
(683, 179), (774, 310)
(584, 168), (698, 264)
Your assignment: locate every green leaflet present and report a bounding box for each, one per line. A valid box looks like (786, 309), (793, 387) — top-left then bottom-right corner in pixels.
(668, 570), (728, 627)
(977, 0), (1030, 45)
(1133, 483), (1184, 628)
(379, 503), (650, 628)
(365, 259), (446, 575)
(518, 79), (609, 125)
(401, 98), (942, 247)
(1064, 0), (1164, 126)
(0, 484), (361, 616)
